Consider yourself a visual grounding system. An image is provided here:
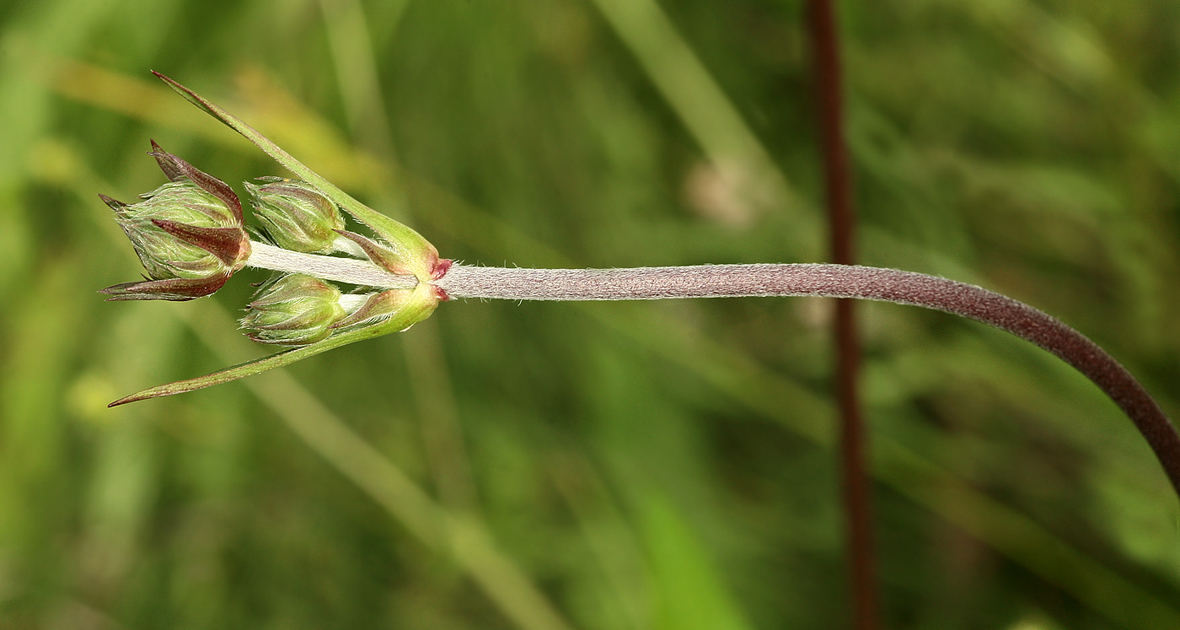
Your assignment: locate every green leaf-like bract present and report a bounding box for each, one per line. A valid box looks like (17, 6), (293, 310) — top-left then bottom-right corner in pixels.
(151, 71), (441, 281)
(109, 282), (437, 406)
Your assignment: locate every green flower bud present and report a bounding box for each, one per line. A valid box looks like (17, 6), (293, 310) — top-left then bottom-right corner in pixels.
(241, 274), (348, 345)
(100, 141), (251, 301)
(246, 178), (347, 254)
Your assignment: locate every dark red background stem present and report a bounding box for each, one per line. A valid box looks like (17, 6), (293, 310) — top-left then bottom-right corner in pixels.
(807, 0), (881, 628)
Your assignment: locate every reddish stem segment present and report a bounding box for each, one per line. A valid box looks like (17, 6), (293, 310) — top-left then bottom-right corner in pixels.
(806, 0), (876, 626)
(435, 263), (1180, 498)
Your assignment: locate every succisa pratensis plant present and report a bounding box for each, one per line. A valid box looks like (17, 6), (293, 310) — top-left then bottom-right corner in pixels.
(103, 73), (1180, 501)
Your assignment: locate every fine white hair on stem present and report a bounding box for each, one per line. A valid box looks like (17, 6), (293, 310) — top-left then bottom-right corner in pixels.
(435, 263), (1180, 497)
(246, 241), (416, 289)
(239, 246), (1180, 498)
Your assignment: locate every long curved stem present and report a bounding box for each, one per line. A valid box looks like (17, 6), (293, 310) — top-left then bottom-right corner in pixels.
(236, 248), (1180, 498)
(435, 263), (1180, 498)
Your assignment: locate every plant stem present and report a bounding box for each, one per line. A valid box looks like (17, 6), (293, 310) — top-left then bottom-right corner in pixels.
(246, 240), (416, 288)
(435, 263), (1180, 498)
(806, 0), (876, 624)
(239, 248), (1180, 500)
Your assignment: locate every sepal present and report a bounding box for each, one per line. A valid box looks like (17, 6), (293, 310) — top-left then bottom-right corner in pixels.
(99, 273), (232, 301)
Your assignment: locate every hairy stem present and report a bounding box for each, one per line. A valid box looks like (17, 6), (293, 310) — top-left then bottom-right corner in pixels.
(435, 263), (1180, 498)
(236, 249), (1180, 498)
(246, 240), (416, 288)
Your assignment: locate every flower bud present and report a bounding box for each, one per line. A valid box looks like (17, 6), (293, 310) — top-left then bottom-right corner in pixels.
(246, 178), (346, 254)
(100, 141), (251, 301)
(241, 274), (347, 345)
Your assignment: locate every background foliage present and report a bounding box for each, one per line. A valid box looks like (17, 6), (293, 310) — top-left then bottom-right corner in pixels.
(1, 0), (1179, 628)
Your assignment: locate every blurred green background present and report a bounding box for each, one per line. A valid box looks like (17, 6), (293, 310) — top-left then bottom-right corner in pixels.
(2, 0), (1179, 628)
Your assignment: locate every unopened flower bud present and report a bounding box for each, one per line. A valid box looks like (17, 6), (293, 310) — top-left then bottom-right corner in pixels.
(246, 178), (347, 254)
(241, 274), (347, 345)
(100, 141), (251, 301)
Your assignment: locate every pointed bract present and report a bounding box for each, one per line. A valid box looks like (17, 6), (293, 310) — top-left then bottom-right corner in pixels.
(151, 220), (251, 268)
(100, 272), (232, 301)
(152, 72), (444, 282)
(109, 281), (441, 406)
(149, 140), (244, 223)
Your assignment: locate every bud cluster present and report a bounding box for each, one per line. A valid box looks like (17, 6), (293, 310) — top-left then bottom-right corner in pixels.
(100, 75), (461, 405)
(101, 140), (446, 349)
